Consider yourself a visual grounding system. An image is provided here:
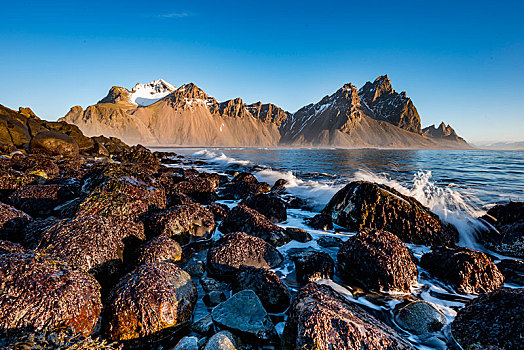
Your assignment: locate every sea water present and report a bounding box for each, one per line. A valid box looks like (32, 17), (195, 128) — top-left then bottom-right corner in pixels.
(153, 147), (524, 349)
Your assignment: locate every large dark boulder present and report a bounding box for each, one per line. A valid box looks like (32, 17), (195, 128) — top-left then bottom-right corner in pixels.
(0, 202), (31, 242)
(420, 247), (504, 294)
(310, 181), (458, 246)
(451, 288), (524, 350)
(144, 203), (215, 244)
(29, 130), (79, 157)
(337, 229), (418, 292)
(221, 172), (271, 200)
(241, 193), (287, 223)
(103, 262), (197, 341)
(496, 259), (524, 285)
(0, 252), (102, 336)
(481, 201), (524, 258)
(219, 205), (290, 247)
(207, 232), (283, 277)
(211, 290), (277, 342)
(137, 235), (182, 265)
(291, 250), (335, 283)
(8, 184), (76, 217)
(282, 283), (413, 349)
(232, 266), (291, 313)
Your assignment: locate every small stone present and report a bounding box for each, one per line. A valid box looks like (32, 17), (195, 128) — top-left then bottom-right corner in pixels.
(291, 251), (334, 283)
(394, 300), (447, 334)
(317, 236), (343, 248)
(285, 227), (312, 243)
(172, 336), (199, 350)
(203, 291), (227, 307)
(200, 277), (229, 293)
(183, 259), (206, 278)
(204, 330), (242, 350)
(191, 314), (214, 336)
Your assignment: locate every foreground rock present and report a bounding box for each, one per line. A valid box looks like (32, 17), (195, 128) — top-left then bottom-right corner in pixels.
(451, 288), (524, 349)
(482, 201), (524, 258)
(282, 283), (413, 349)
(337, 229), (417, 292)
(144, 203), (215, 244)
(104, 262), (197, 341)
(29, 130), (79, 157)
(420, 247), (504, 294)
(310, 181), (458, 246)
(233, 266), (291, 313)
(207, 232), (283, 277)
(219, 205), (290, 247)
(291, 250), (335, 283)
(0, 252), (102, 336)
(394, 301), (447, 335)
(204, 330), (242, 350)
(241, 193), (287, 223)
(211, 290), (277, 342)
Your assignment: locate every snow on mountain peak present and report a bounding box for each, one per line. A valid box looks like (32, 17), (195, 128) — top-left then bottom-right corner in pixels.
(130, 79), (176, 106)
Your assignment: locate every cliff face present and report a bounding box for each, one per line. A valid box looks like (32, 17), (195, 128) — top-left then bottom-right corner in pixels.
(60, 77), (470, 149)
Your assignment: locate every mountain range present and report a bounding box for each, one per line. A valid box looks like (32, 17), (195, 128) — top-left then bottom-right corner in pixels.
(60, 75), (469, 148)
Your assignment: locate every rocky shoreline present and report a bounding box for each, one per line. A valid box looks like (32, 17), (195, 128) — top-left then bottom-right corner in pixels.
(0, 106), (523, 349)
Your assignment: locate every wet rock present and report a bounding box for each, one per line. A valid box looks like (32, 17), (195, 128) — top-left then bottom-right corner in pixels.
(307, 212), (332, 231)
(207, 202), (230, 221)
(0, 252), (102, 336)
(137, 235), (182, 265)
(21, 217), (61, 249)
(0, 168), (34, 201)
(91, 135), (130, 155)
(104, 262), (198, 341)
(317, 235), (344, 248)
(291, 251), (335, 283)
(311, 181), (459, 246)
(0, 202), (31, 242)
(200, 277), (229, 293)
(29, 130), (79, 157)
(285, 227), (312, 242)
(0, 240), (26, 255)
(241, 193), (287, 223)
(168, 178), (218, 205)
(337, 229), (418, 292)
(496, 259), (524, 285)
(204, 330), (242, 350)
(8, 184), (76, 217)
(183, 259), (206, 278)
(271, 179), (287, 194)
(420, 247), (504, 294)
(482, 201), (524, 258)
(211, 290), (277, 342)
(221, 172), (271, 200)
(282, 283), (413, 350)
(203, 291), (228, 307)
(219, 205), (290, 247)
(207, 232), (283, 277)
(145, 203), (215, 244)
(117, 144), (159, 165)
(394, 301), (447, 334)
(191, 314), (214, 336)
(233, 266), (290, 313)
(173, 336), (199, 350)
(451, 287), (524, 350)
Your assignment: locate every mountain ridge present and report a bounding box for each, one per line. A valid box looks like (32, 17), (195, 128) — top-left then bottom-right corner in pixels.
(60, 76), (470, 149)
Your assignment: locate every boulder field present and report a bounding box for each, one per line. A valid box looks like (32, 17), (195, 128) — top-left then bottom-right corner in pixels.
(0, 104), (521, 349)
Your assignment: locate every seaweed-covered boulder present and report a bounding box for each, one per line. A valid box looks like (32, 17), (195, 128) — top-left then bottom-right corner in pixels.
(137, 235), (182, 265)
(0, 252), (102, 336)
(0, 202), (31, 241)
(451, 288), (524, 350)
(241, 193), (287, 223)
(211, 290), (277, 342)
(394, 301), (447, 335)
(420, 247), (504, 294)
(219, 205), (290, 247)
(233, 266), (290, 313)
(291, 250), (335, 283)
(207, 202), (230, 221)
(221, 172), (271, 200)
(481, 201), (524, 258)
(144, 203), (215, 244)
(310, 181), (458, 246)
(8, 184), (76, 217)
(496, 259), (524, 285)
(207, 232), (283, 277)
(116, 144), (159, 165)
(282, 283), (413, 350)
(36, 215), (143, 285)
(337, 229), (417, 293)
(167, 178), (219, 205)
(29, 130), (79, 157)
(104, 262), (197, 341)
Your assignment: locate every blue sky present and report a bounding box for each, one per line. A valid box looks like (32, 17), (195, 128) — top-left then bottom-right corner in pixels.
(1, 0), (523, 143)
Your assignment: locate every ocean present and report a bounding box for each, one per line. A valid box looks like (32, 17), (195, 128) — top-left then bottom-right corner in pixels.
(153, 147), (524, 349)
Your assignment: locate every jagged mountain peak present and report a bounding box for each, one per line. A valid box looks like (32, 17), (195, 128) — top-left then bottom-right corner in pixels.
(132, 79), (175, 94)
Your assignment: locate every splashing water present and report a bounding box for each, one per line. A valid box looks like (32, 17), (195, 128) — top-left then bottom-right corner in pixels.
(353, 170), (490, 248)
